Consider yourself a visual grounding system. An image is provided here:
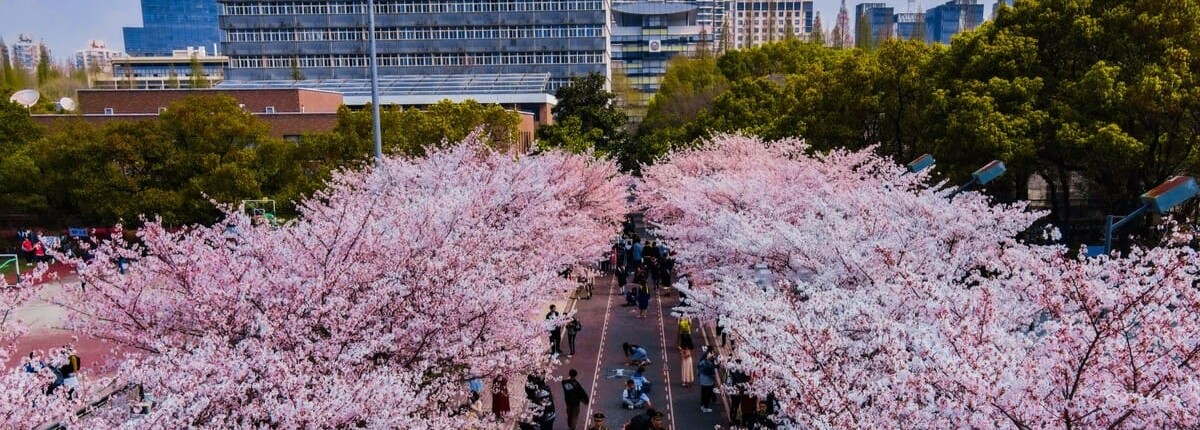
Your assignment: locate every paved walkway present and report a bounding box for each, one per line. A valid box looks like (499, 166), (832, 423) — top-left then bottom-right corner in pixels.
(545, 214), (725, 430)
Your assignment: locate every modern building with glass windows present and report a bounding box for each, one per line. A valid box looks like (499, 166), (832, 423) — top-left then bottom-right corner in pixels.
(894, 12), (925, 41)
(611, 1), (708, 115)
(124, 0), (222, 56)
(854, 3), (894, 46)
(924, 0), (984, 44)
(216, 0), (611, 91)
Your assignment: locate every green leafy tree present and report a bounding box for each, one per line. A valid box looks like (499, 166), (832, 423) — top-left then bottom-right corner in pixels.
(856, 13), (873, 49)
(536, 73), (631, 166)
(35, 44), (56, 85)
(189, 57), (208, 88)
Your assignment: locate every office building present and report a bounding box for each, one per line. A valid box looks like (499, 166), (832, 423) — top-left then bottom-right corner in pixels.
(217, 1), (610, 92)
(75, 40), (125, 74)
(727, 1), (814, 49)
(11, 34), (44, 71)
(0, 39), (9, 70)
(611, 1), (708, 116)
(98, 47), (228, 90)
(924, 0), (984, 44)
(894, 12), (926, 41)
(855, 3), (894, 46)
(124, 0), (221, 56)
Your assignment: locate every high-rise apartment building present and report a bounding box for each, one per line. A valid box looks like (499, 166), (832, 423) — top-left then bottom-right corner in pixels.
(217, 0), (610, 91)
(854, 3), (894, 46)
(993, 0), (1014, 18)
(124, 0), (221, 56)
(611, 1), (708, 115)
(75, 40), (125, 74)
(727, 1), (814, 50)
(924, 0), (984, 44)
(11, 34), (44, 71)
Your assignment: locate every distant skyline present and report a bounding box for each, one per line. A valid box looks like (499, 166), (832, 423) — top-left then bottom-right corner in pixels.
(0, 0), (1003, 63)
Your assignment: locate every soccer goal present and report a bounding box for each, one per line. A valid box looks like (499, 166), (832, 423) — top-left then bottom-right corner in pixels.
(242, 199), (278, 227)
(0, 254), (20, 287)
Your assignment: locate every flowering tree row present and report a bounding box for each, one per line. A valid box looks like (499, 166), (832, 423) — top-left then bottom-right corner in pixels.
(6, 138), (628, 428)
(639, 134), (1200, 428)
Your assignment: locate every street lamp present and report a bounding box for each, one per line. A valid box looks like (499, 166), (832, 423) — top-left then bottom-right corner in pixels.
(367, 0), (383, 166)
(948, 160), (1006, 198)
(1087, 176), (1199, 257)
(907, 154), (935, 174)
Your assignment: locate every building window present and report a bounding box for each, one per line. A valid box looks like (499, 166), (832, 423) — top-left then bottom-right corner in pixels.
(265, 106), (276, 114)
(104, 108), (114, 115)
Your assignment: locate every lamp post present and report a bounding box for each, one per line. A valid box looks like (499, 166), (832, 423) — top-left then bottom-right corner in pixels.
(906, 154), (935, 174)
(367, 0), (383, 166)
(1087, 176), (1199, 257)
(948, 160), (1006, 198)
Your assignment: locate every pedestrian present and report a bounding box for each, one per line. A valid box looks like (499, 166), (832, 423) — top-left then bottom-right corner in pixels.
(20, 237), (34, 262)
(565, 316), (582, 357)
(648, 410), (667, 430)
(492, 376), (511, 420)
(677, 316), (692, 347)
(532, 385), (556, 430)
(616, 265), (629, 290)
(546, 305), (563, 356)
(698, 352), (717, 412)
(587, 412), (610, 430)
(623, 283), (638, 307)
(561, 369), (590, 430)
(680, 345), (695, 387)
(728, 363), (752, 424)
(631, 238), (644, 269)
(636, 283), (651, 319)
(625, 407), (659, 430)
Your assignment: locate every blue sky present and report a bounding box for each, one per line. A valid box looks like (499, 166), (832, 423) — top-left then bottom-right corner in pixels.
(0, 0), (998, 62)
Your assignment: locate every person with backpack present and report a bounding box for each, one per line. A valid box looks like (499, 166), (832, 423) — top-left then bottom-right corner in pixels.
(566, 316), (582, 357)
(636, 283), (652, 319)
(561, 369), (590, 430)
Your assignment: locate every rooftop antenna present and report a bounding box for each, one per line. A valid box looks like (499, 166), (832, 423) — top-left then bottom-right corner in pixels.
(9, 89), (39, 108)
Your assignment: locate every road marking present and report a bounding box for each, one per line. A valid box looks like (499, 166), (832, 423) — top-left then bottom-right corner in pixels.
(583, 269), (616, 424)
(656, 281), (676, 428)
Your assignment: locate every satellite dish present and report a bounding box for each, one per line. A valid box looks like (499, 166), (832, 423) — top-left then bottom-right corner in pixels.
(9, 89), (39, 108)
(58, 97), (77, 112)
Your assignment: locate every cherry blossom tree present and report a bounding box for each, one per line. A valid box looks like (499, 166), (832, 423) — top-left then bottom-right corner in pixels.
(48, 139), (627, 428)
(0, 265), (86, 428)
(640, 134), (1200, 428)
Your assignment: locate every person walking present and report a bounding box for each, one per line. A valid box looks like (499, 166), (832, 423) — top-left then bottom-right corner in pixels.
(561, 369), (590, 430)
(636, 283), (651, 319)
(698, 352), (717, 413)
(565, 316), (582, 357)
(546, 305), (563, 356)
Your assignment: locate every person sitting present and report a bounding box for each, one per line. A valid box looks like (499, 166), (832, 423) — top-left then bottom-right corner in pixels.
(621, 380), (651, 410)
(628, 344), (651, 366)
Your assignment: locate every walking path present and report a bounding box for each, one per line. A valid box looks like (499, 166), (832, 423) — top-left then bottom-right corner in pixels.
(547, 213), (724, 430)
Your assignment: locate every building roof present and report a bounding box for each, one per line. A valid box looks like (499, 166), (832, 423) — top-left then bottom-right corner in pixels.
(217, 73), (556, 105)
(613, 2), (697, 15)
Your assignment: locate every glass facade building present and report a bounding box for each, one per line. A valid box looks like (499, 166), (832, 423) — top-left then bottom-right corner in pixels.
(854, 3), (894, 45)
(124, 0), (222, 56)
(924, 0), (984, 44)
(217, 0), (611, 91)
(611, 1), (708, 115)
